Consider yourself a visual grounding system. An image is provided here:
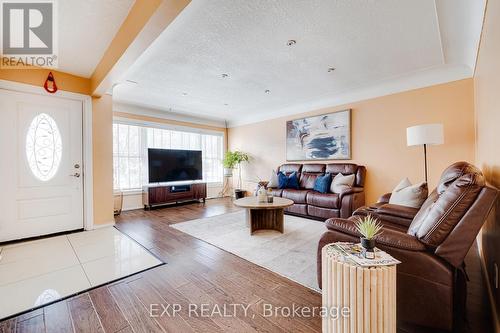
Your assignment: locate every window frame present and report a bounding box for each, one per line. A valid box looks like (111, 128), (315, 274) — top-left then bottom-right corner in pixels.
(112, 117), (225, 192)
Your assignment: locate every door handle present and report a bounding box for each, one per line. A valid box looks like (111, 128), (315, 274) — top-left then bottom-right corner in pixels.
(70, 173), (81, 178)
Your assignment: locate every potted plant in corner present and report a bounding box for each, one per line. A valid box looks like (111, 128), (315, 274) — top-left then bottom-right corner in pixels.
(223, 150), (249, 199)
(355, 215), (383, 259)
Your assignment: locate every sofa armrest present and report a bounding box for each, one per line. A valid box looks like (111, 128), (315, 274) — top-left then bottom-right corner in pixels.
(338, 188), (365, 218)
(325, 217), (360, 236)
(338, 186), (364, 200)
(325, 218), (426, 251)
(374, 227), (426, 251)
(376, 204), (419, 220)
(377, 192), (392, 204)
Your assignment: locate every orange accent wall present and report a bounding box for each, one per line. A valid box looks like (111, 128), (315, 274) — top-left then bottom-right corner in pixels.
(228, 79), (475, 203)
(474, 0), (500, 326)
(92, 95), (114, 225)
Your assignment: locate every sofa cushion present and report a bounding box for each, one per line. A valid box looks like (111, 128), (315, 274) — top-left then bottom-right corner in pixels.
(326, 163), (366, 187)
(307, 205), (339, 219)
(408, 162), (485, 247)
(285, 203), (308, 215)
(306, 191), (340, 209)
(377, 204), (420, 220)
(268, 188), (283, 197)
(299, 164), (326, 189)
(282, 189), (310, 204)
(313, 173), (331, 193)
(300, 173), (320, 189)
(278, 164), (302, 175)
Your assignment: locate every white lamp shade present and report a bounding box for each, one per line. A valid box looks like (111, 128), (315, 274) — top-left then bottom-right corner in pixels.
(407, 123), (444, 146)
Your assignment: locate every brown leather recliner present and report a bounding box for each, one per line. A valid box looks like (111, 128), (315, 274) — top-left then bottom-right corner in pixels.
(317, 161), (498, 331)
(268, 163), (366, 219)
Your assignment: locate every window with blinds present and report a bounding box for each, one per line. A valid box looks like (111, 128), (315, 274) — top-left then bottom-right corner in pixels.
(113, 122), (224, 191)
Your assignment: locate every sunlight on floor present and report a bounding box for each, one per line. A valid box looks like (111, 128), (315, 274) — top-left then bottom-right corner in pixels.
(0, 227), (162, 319)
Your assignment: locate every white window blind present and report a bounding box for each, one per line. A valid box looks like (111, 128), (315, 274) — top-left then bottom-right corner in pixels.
(113, 122), (224, 191)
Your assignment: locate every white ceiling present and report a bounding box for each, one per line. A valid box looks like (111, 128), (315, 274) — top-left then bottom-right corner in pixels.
(57, 0), (134, 77)
(112, 0), (486, 127)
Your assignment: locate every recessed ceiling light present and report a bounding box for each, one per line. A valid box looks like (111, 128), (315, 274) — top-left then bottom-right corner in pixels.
(182, 92), (188, 96)
(265, 89), (271, 94)
(221, 73), (229, 78)
(328, 67), (336, 73)
(224, 103), (229, 106)
(286, 40), (297, 46)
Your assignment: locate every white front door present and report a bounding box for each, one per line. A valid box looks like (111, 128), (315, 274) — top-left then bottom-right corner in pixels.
(0, 90), (84, 242)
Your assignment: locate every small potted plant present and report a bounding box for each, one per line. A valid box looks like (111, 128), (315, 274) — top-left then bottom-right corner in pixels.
(355, 215), (383, 259)
(222, 150), (249, 199)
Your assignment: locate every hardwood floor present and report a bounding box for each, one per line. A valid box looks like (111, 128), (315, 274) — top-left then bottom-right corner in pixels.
(0, 198), (493, 332)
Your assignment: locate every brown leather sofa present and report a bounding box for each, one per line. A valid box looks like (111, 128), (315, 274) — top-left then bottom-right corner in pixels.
(269, 163), (366, 219)
(317, 161), (498, 331)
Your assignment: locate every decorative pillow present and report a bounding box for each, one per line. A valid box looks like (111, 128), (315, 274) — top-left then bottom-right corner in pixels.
(278, 172), (300, 189)
(389, 178), (428, 208)
(287, 172), (300, 189)
(278, 172), (288, 189)
(313, 173), (332, 194)
(330, 173), (355, 193)
(268, 170), (279, 188)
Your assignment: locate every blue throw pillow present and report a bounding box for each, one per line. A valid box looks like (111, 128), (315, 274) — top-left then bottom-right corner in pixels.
(277, 171), (300, 189)
(278, 172), (288, 189)
(314, 173), (332, 193)
(287, 172), (299, 189)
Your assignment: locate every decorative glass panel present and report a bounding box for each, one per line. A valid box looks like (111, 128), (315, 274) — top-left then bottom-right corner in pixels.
(26, 113), (62, 181)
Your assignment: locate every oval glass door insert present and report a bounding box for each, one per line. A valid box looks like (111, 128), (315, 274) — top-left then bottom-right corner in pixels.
(26, 113), (62, 181)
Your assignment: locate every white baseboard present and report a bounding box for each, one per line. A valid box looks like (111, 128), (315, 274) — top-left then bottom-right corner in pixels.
(90, 221), (116, 230)
(122, 206), (143, 212)
(478, 244), (500, 333)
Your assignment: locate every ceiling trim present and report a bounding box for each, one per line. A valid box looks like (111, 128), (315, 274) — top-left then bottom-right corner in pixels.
(113, 102), (227, 129)
(228, 64), (472, 128)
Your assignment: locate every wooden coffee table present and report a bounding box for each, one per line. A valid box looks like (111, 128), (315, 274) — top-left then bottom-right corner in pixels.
(233, 196), (294, 235)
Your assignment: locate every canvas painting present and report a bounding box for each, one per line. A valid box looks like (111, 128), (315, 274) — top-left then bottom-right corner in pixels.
(286, 110), (351, 160)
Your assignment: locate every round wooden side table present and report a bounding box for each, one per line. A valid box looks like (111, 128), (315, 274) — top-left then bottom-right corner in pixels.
(322, 243), (397, 333)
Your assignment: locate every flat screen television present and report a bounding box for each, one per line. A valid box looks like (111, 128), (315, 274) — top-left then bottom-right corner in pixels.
(148, 148), (202, 183)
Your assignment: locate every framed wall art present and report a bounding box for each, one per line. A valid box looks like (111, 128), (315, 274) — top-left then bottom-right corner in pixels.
(286, 109), (351, 160)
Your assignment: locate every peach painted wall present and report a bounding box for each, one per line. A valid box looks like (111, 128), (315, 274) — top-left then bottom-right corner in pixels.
(0, 68), (90, 94)
(474, 0), (500, 327)
(228, 79), (475, 203)
(92, 95), (114, 225)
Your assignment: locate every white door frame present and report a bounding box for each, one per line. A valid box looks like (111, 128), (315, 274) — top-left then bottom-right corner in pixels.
(0, 79), (94, 231)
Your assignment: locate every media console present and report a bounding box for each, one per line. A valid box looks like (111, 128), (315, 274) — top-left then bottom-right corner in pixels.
(142, 182), (207, 210)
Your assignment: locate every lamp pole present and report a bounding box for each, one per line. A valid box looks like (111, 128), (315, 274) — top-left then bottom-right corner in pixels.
(423, 144), (428, 183)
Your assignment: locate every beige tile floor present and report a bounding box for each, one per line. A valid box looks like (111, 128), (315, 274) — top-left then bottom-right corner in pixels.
(0, 227), (162, 319)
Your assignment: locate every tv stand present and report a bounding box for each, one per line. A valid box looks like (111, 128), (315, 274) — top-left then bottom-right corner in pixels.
(142, 182), (207, 210)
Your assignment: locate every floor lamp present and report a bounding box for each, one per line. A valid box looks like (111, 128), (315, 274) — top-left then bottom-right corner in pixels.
(406, 124), (444, 183)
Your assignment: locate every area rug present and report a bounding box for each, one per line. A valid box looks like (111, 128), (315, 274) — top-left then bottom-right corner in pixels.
(171, 211), (325, 291)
